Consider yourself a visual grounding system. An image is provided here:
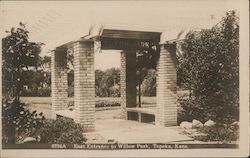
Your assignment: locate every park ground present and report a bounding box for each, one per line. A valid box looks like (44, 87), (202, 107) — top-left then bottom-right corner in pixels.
(20, 96), (207, 144)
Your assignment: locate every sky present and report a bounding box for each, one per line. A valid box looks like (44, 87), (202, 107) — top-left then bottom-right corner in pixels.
(0, 0), (243, 70)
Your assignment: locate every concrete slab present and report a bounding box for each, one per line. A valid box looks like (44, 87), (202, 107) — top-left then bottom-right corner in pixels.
(93, 119), (194, 143)
(27, 103), (194, 143)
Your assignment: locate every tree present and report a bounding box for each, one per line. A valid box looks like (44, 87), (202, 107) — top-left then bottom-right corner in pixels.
(136, 41), (159, 107)
(14, 55), (52, 97)
(39, 56), (52, 93)
(2, 22), (44, 143)
(21, 70), (44, 94)
(2, 22), (43, 101)
(98, 68), (120, 97)
(95, 69), (105, 96)
(141, 69), (157, 96)
(178, 11), (239, 123)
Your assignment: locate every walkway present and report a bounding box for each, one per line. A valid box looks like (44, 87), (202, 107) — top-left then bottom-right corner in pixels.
(85, 118), (194, 143)
(24, 99), (195, 144)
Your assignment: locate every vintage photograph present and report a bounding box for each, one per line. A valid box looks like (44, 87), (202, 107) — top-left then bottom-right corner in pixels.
(0, 0), (248, 157)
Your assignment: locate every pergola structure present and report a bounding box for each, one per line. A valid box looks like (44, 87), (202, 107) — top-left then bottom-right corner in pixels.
(51, 27), (177, 131)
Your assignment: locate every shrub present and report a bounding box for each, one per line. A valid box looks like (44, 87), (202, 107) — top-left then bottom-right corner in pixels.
(95, 100), (120, 108)
(35, 117), (86, 144)
(177, 98), (205, 124)
(109, 84), (120, 97)
(177, 97), (239, 125)
(194, 123), (239, 143)
(68, 99), (121, 110)
(21, 87), (51, 97)
(178, 11), (239, 124)
(141, 69), (156, 96)
(95, 68), (120, 97)
(37, 87), (51, 97)
(2, 99), (44, 144)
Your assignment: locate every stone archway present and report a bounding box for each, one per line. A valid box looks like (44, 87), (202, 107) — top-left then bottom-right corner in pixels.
(51, 29), (177, 131)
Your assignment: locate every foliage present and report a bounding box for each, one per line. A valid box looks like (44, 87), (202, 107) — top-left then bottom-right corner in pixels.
(2, 99), (44, 144)
(2, 24), (50, 98)
(194, 123), (239, 143)
(141, 69), (156, 96)
(177, 97), (239, 125)
(2, 22), (44, 143)
(68, 69), (74, 97)
(136, 41), (159, 107)
(95, 68), (120, 97)
(109, 84), (120, 97)
(177, 11), (239, 123)
(20, 69), (51, 96)
(22, 86), (51, 97)
(22, 65), (157, 98)
(38, 55), (51, 87)
(2, 22), (43, 100)
(19, 56), (51, 97)
(136, 41), (160, 70)
(95, 99), (120, 108)
(177, 98), (197, 124)
(67, 68), (121, 97)
(94, 68), (157, 97)
(35, 117), (86, 144)
(95, 69), (105, 96)
(68, 99), (120, 109)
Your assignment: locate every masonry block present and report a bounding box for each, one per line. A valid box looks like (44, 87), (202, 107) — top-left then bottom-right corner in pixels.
(51, 48), (68, 113)
(156, 43), (177, 126)
(120, 51), (137, 119)
(73, 41), (95, 131)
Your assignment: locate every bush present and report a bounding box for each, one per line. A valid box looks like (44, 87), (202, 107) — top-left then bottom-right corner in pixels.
(194, 123), (239, 143)
(3, 101), (86, 144)
(21, 87), (51, 97)
(177, 97), (204, 124)
(177, 98), (239, 125)
(35, 117), (86, 144)
(109, 84), (120, 97)
(141, 69), (156, 96)
(95, 68), (120, 97)
(37, 87), (51, 97)
(178, 11), (239, 124)
(2, 99), (44, 144)
(68, 99), (121, 110)
(95, 100), (120, 108)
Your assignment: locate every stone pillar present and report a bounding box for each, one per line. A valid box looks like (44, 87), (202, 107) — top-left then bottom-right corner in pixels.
(156, 43), (177, 126)
(51, 48), (68, 114)
(120, 51), (137, 119)
(73, 41), (95, 131)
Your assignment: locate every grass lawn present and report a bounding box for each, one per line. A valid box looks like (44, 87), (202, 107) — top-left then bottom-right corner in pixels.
(20, 96), (157, 105)
(20, 90), (188, 120)
(20, 90), (188, 105)
(20, 95), (183, 122)
(20, 96), (156, 120)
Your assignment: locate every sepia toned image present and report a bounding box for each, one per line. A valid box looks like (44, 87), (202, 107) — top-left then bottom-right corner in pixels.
(0, 0), (249, 157)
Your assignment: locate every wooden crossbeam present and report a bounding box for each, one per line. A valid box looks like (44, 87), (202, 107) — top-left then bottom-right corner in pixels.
(101, 37), (158, 50)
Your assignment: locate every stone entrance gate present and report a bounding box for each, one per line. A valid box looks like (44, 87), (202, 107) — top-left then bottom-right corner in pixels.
(51, 28), (177, 131)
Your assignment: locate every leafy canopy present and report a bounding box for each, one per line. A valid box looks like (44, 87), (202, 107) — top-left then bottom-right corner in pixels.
(2, 22), (44, 143)
(2, 22), (43, 99)
(178, 11), (239, 123)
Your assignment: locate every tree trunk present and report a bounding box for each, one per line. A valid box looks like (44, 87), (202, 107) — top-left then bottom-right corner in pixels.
(16, 66), (21, 103)
(5, 67), (16, 144)
(138, 68), (141, 108)
(189, 87), (192, 99)
(7, 123), (15, 144)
